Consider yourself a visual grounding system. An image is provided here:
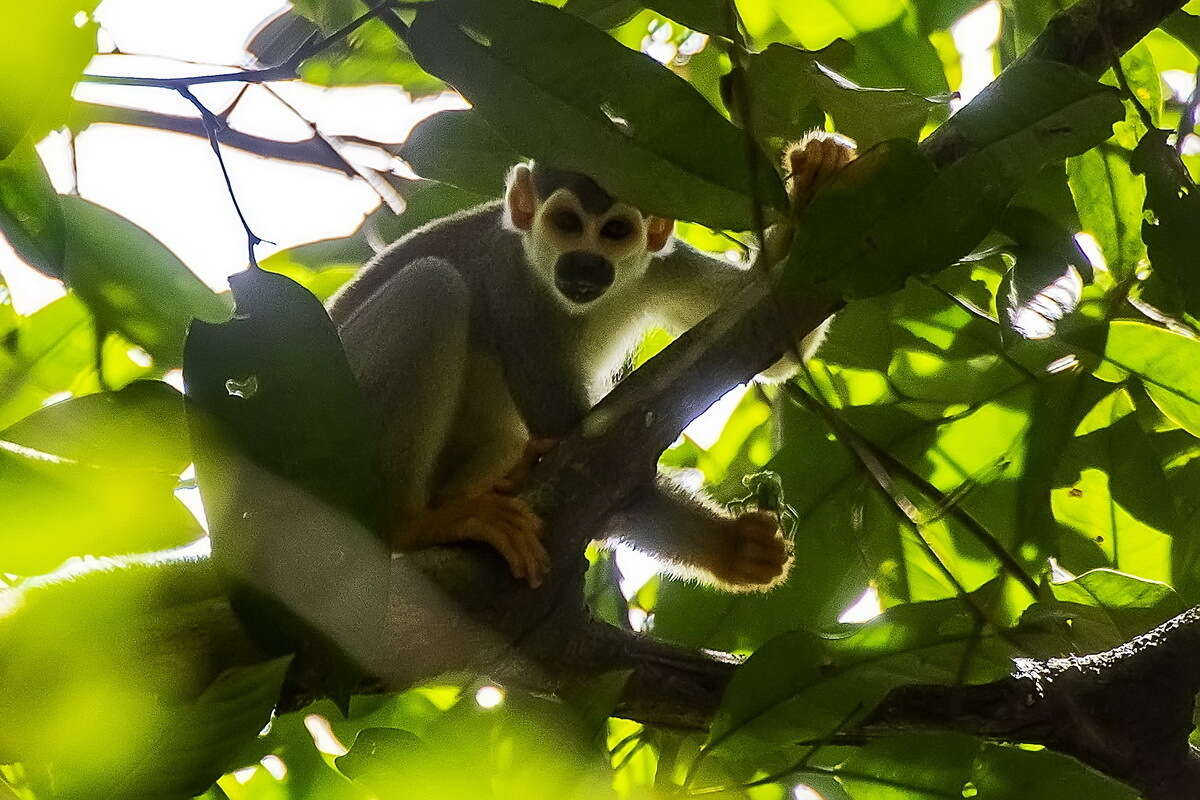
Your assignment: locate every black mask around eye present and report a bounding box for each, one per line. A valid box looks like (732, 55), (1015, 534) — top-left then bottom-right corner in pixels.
(554, 250), (615, 303)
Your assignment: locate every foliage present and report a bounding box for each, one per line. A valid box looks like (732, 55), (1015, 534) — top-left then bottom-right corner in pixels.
(2, 0), (1200, 798)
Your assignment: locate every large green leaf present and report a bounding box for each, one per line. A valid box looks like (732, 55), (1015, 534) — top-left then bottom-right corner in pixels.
(783, 61), (1123, 300)
(61, 197), (233, 365)
(1066, 143), (1146, 283)
(835, 735), (1136, 800)
(185, 268), (387, 702)
(397, 110), (524, 196)
(699, 585), (1022, 784)
(1102, 320), (1200, 438)
(406, 0), (787, 229)
(0, 382), (198, 574)
(1132, 130), (1200, 318)
(0, 137), (65, 278)
(0, 1), (99, 158)
(0, 294), (156, 429)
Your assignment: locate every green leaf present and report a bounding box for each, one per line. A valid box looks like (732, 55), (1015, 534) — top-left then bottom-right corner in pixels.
(0, 294), (156, 429)
(971, 743), (1136, 799)
(1051, 413), (1177, 583)
(1131, 130), (1200, 318)
(61, 196), (233, 365)
(2, 380), (188, 473)
(738, 43), (935, 151)
(397, 110), (524, 196)
(0, 137), (65, 278)
(299, 18), (447, 94)
(0, 1), (99, 157)
(1066, 143), (1146, 282)
(184, 268), (387, 701)
(838, 734), (979, 799)
(407, 0), (787, 229)
(0, 382), (199, 574)
(644, 0), (734, 37)
(784, 61), (1123, 300)
(702, 586), (1019, 782)
(1102, 320), (1200, 438)
(773, 1), (948, 97)
(291, 0), (357, 32)
(562, 0), (642, 30)
(1034, 569), (1186, 650)
(111, 657), (291, 800)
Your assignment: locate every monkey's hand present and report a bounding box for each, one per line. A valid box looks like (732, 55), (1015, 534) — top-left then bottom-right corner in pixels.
(706, 511), (792, 591)
(765, 131), (858, 265)
(398, 491), (549, 588)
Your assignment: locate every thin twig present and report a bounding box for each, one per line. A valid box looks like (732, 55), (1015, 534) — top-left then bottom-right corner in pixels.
(80, 0), (393, 90)
(176, 86), (269, 268)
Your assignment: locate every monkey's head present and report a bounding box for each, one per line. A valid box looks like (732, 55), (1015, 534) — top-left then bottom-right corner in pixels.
(504, 163), (674, 311)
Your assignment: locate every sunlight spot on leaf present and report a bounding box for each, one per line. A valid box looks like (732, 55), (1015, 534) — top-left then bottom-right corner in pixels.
(475, 684), (505, 709)
(837, 586), (882, 623)
(304, 713), (349, 756)
(73, 10), (90, 27)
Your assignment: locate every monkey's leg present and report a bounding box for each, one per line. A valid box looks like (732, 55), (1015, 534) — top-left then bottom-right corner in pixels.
(339, 257), (547, 585)
(603, 475), (792, 592)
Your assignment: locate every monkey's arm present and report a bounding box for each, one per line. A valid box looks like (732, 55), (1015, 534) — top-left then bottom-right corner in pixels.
(337, 256), (548, 585)
(603, 475), (791, 592)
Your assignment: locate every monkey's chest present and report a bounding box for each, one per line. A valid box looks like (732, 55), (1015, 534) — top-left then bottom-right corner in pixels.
(434, 349), (529, 500)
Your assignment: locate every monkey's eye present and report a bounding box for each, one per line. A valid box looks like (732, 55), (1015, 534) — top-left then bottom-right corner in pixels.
(550, 210), (583, 234)
(600, 218), (633, 240)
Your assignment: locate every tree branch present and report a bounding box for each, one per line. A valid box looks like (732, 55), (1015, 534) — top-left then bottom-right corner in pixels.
(861, 607), (1200, 800)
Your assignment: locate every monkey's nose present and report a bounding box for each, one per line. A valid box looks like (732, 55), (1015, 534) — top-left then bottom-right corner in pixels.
(555, 251), (614, 304)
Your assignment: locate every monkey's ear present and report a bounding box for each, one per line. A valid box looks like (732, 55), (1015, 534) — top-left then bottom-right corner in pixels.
(645, 216), (674, 252)
(505, 164), (537, 231)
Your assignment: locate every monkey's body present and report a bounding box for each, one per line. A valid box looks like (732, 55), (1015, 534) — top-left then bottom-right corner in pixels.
(331, 142), (855, 590)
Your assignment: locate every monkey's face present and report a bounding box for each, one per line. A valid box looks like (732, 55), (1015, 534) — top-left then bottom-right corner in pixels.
(527, 190), (655, 311)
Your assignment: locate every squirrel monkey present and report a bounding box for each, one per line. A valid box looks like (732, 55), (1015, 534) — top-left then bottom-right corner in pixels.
(329, 132), (856, 591)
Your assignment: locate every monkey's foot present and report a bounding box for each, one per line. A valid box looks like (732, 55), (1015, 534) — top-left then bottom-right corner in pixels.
(493, 437), (557, 494)
(710, 511), (792, 590)
(399, 490), (549, 588)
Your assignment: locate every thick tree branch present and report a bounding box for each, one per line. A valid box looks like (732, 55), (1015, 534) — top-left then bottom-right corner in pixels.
(861, 607), (1200, 800)
(68, 101), (359, 175)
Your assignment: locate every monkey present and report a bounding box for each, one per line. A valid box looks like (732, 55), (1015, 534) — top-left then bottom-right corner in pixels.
(329, 131), (856, 592)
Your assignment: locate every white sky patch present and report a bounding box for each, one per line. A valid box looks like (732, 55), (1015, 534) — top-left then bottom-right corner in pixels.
(1, 2), (465, 312)
(950, 1), (1001, 109)
(1073, 232), (1108, 274)
(304, 713), (350, 756)
(684, 384), (749, 450)
(615, 545), (661, 598)
(260, 754), (287, 781)
(475, 684), (505, 709)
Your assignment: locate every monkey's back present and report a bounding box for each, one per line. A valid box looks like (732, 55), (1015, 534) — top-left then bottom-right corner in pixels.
(327, 200), (508, 327)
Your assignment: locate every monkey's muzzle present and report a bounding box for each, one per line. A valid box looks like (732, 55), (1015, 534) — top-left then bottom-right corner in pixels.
(555, 251), (614, 304)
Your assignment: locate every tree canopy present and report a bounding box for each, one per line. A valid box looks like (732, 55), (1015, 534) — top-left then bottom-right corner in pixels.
(3, 0), (1200, 798)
